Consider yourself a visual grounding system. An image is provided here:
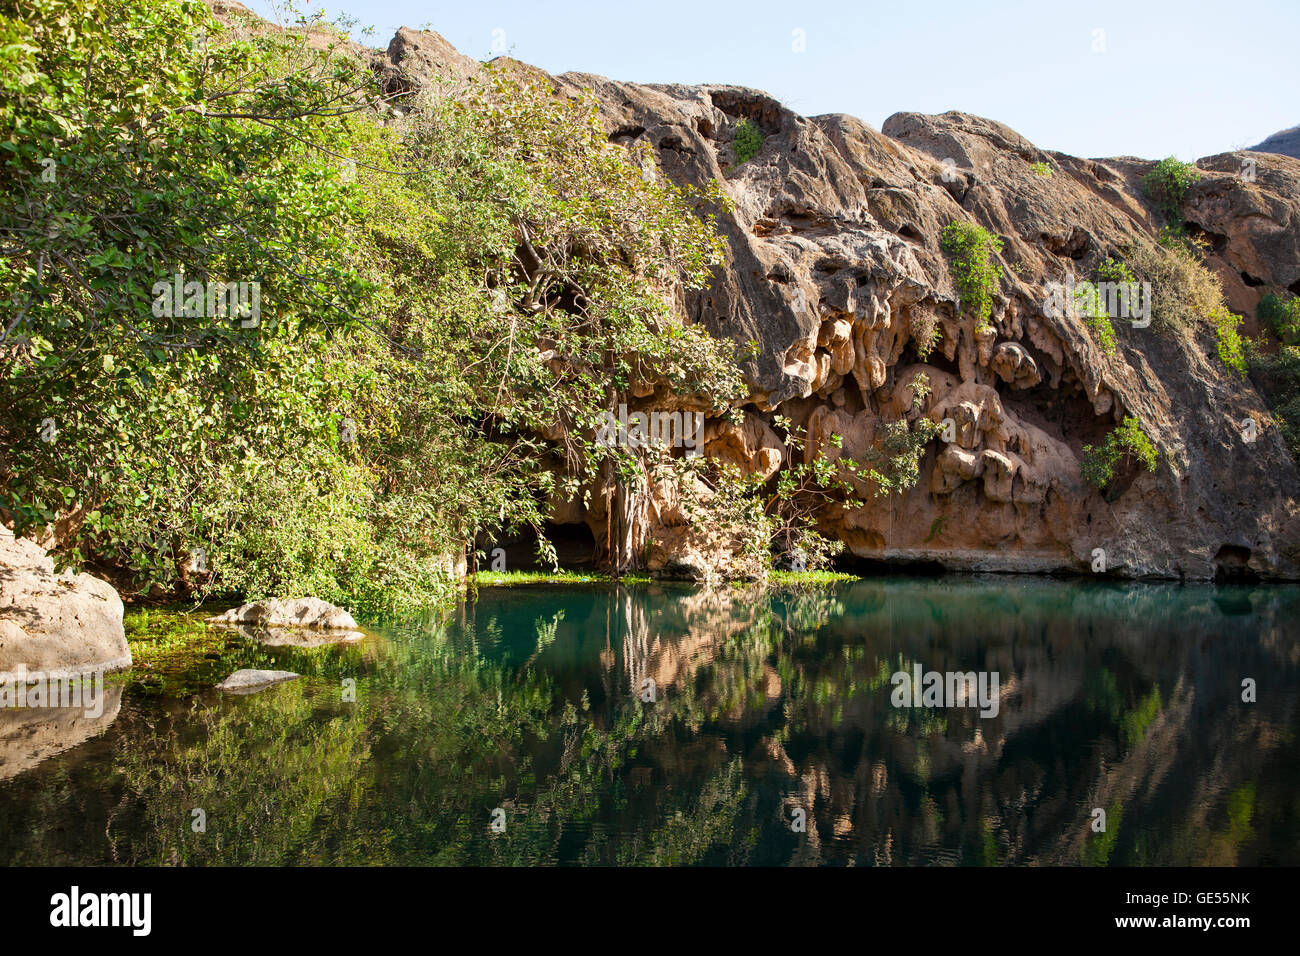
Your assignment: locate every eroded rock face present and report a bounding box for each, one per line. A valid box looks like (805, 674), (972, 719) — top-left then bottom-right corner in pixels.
(552, 88), (1300, 579)
(1182, 152), (1300, 324)
(570, 92), (1300, 579)
(0, 527), (130, 680)
(208, 4), (1300, 581)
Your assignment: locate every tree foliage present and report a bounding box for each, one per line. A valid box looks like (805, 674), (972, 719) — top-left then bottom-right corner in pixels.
(0, 0), (744, 607)
(1257, 293), (1300, 346)
(733, 119), (764, 164)
(1081, 416), (1159, 492)
(1141, 156), (1200, 223)
(940, 221), (1003, 333)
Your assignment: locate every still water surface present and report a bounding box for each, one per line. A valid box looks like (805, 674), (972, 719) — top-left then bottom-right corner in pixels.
(1, 577), (1297, 865)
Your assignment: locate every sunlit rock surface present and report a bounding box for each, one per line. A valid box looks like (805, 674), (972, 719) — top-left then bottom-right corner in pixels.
(207, 597), (357, 630)
(0, 526), (130, 680)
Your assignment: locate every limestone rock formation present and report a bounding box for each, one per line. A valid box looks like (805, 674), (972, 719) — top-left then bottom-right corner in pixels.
(585, 94), (1300, 579)
(0, 525), (130, 681)
(538, 87), (1299, 579)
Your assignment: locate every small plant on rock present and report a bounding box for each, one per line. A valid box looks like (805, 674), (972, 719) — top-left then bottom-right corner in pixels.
(912, 311), (941, 361)
(940, 221), (1003, 334)
(733, 119), (765, 164)
(1258, 293), (1300, 346)
(1209, 305), (1248, 377)
(1074, 257), (1138, 356)
(1249, 344), (1300, 463)
(1096, 256), (1136, 285)
(1142, 157), (1200, 223)
(1074, 286), (1118, 355)
(1081, 416), (1159, 491)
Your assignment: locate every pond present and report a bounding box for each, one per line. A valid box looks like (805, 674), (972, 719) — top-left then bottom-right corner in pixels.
(1, 577), (1297, 866)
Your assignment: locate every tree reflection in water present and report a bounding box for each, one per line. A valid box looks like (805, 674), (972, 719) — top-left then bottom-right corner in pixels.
(0, 578), (1297, 866)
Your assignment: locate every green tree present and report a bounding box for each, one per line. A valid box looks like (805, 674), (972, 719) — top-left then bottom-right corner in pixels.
(0, 0), (384, 592)
(1257, 293), (1300, 345)
(0, 0), (752, 604)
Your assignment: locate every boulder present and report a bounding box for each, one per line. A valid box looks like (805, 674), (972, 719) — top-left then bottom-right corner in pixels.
(215, 669), (300, 693)
(0, 526), (130, 681)
(207, 597), (357, 630)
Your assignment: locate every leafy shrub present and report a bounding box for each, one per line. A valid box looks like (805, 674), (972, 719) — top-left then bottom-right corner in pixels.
(940, 221), (1004, 333)
(1073, 284), (1118, 354)
(1125, 239), (1223, 333)
(1123, 240), (1253, 376)
(1249, 344), (1300, 462)
(1209, 305), (1247, 377)
(1072, 256), (1136, 357)
(1096, 257), (1136, 285)
(734, 119), (765, 164)
(1157, 224), (1191, 249)
(1258, 293), (1300, 345)
(1141, 157), (1200, 222)
(1081, 416), (1159, 491)
(1030, 161), (1052, 177)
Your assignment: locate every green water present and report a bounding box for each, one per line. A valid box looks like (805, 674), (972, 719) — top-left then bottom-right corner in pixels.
(1, 577), (1297, 866)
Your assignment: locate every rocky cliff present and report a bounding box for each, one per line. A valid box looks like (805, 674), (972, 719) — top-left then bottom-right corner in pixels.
(583, 85), (1300, 580)
(1251, 125), (1300, 161)
(216, 3), (1300, 581)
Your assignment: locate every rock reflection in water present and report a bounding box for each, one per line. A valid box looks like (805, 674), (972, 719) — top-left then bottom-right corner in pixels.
(0, 578), (1295, 866)
(0, 683), (123, 782)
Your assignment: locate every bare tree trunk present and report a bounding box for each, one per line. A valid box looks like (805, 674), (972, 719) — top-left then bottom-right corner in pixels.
(610, 472), (648, 574)
(594, 460), (650, 575)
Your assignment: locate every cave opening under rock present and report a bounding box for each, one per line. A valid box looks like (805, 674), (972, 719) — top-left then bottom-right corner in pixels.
(998, 375), (1114, 453)
(831, 550), (948, 576)
(1213, 544), (1259, 583)
(478, 522), (597, 574)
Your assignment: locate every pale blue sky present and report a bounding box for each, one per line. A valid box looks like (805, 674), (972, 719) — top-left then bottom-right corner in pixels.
(243, 0), (1297, 160)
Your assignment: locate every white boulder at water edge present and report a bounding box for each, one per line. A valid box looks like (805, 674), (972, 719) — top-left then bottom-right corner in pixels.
(0, 525), (131, 681)
(207, 597), (358, 630)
